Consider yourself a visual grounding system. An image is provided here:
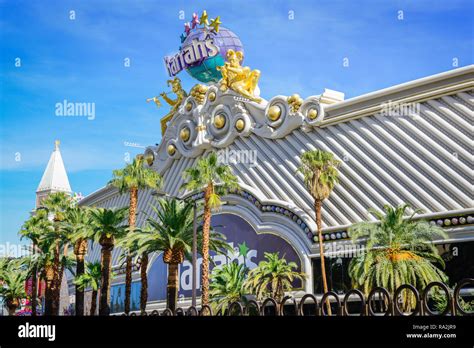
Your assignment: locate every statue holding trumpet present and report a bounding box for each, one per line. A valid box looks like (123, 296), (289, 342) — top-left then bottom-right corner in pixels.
(147, 77), (188, 135)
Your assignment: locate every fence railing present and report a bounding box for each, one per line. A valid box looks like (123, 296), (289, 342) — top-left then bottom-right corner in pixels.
(122, 278), (474, 317)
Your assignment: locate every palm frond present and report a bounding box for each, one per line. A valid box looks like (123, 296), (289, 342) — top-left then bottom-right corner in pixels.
(348, 204), (449, 311)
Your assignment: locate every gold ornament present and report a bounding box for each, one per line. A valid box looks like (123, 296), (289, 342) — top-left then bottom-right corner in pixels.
(180, 127), (190, 142)
(235, 119), (245, 131)
(217, 49), (261, 103)
(190, 84), (209, 104)
(287, 94), (303, 113)
(146, 96), (162, 107)
(208, 91), (216, 102)
(144, 152), (154, 166)
(185, 102), (193, 112)
(308, 108), (318, 120)
(209, 16), (222, 33)
(214, 114), (226, 129)
(268, 105), (282, 121)
(167, 144), (176, 156)
(200, 10), (209, 26)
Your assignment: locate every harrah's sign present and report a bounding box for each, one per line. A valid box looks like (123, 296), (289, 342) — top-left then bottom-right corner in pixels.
(164, 38), (219, 77)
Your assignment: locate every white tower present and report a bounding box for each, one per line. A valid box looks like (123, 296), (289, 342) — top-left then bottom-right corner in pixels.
(34, 140), (73, 315)
(35, 140), (72, 208)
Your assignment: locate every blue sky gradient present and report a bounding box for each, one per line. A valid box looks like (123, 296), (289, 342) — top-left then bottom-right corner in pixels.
(1, 0), (472, 246)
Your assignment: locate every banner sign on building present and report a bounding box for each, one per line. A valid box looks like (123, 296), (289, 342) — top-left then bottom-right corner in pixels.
(110, 282), (141, 313)
(147, 213), (302, 302)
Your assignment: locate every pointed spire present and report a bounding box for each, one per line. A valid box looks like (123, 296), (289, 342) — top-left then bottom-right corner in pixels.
(36, 141), (72, 205)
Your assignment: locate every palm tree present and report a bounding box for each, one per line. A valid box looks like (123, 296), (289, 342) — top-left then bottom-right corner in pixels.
(89, 207), (128, 316)
(348, 204), (448, 311)
(0, 267), (27, 315)
(32, 235), (56, 316)
(117, 228), (143, 312)
(298, 149), (340, 313)
(38, 231), (72, 316)
(62, 206), (91, 316)
(74, 262), (102, 316)
(133, 198), (231, 311)
(41, 192), (73, 315)
(109, 155), (162, 314)
(244, 252), (306, 302)
(210, 262), (248, 314)
(17, 252), (49, 316)
(0, 257), (9, 280)
(19, 209), (52, 316)
(182, 151), (239, 305)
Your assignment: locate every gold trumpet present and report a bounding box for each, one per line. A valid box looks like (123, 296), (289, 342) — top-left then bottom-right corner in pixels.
(146, 96), (162, 108)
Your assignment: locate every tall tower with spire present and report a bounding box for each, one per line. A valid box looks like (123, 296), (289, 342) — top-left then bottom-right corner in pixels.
(36, 140), (72, 208)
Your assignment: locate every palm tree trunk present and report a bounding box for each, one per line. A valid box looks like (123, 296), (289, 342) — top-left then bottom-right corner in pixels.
(50, 217), (64, 316)
(44, 264), (55, 316)
(31, 266), (38, 316)
(167, 263), (179, 311)
(201, 185), (212, 306)
(140, 253), (149, 313)
(99, 243), (113, 316)
(275, 278), (283, 303)
(76, 240), (87, 317)
(31, 243), (38, 317)
(50, 240), (60, 316)
(53, 243), (69, 316)
(124, 255), (132, 314)
(315, 200), (332, 315)
(7, 300), (19, 316)
(125, 186), (138, 314)
(90, 290), (98, 316)
(44, 287), (52, 315)
(52, 279), (61, 315)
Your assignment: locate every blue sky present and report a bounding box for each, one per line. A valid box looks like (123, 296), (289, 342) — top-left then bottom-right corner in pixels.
(0, 0), (472, 246)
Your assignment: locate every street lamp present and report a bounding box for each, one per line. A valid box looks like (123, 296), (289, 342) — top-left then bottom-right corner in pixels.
(152, 190), (198, 307)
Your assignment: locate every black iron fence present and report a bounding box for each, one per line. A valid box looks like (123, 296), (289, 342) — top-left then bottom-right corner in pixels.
(122, 278), (473, 317)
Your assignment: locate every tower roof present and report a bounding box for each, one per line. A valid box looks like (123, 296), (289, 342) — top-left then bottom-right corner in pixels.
(36, 140), (72, 193)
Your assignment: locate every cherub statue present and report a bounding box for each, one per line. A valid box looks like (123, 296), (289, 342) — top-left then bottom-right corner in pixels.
(147, 77), (188, 135)
(217, 49), (261, 103)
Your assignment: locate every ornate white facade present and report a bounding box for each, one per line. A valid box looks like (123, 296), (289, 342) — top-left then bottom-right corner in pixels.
(79, 65), (474, 297)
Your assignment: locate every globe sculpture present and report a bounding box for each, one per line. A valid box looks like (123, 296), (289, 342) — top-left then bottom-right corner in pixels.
(183, 27), (244, 83)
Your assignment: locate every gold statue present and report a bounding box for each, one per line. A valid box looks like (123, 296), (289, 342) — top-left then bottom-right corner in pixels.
(148, 77), (188, 135)
(217, 50), (261, 103)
